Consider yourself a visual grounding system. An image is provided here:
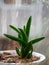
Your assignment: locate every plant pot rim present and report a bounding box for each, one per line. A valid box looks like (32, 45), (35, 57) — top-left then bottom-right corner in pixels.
(0, 50), (46, 64)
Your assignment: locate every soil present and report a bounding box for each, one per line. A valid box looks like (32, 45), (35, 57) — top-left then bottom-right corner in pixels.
(0, 52), (40, 63)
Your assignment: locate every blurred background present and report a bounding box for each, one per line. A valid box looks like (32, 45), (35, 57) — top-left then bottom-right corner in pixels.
(0, 0), (49, 65)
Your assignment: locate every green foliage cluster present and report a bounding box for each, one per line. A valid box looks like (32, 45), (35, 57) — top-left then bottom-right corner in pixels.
(4, 16), (45, 58)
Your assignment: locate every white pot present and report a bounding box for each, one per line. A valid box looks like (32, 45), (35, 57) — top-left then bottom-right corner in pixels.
(0, 50), (46, 65)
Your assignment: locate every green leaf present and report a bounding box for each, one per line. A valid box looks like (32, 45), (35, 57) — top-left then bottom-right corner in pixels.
(18, 34), (22, 39)
(28, 37), (45, 45)
(26, 16), (32, 39)
(23, 25), (26, 31)
(9, 25), (23, 41)
(4, 34), (24, 46)
(9, 25), (20, 33)
(25, 51), (32, 58)
(24, 44), (33, 56)
(18, 28), (28, 43)
(16, 47), (21, 56)
(21, 46), (25, 58)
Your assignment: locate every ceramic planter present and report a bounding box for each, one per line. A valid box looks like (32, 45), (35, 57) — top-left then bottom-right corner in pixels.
(0, 50), (45, 65)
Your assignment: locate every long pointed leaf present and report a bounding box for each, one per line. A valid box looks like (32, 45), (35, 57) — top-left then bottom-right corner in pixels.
(9, 25), (20, 33)
(21, 46), (25, 58)
(9, 25), (23, 40)
(26, 16), (32, 39)
(18, 28), (28, 43)
(4, 34), (24, 46)
(23, 25), (26, 31)
(24, 44), (33, 57)
(25, 51), (32, 58)
(18, 34), (22, 39)
(28, 37), (45, 45)
(16, 47), (21, 56)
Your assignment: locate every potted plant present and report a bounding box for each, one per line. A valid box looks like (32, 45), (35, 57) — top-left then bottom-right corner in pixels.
(0, 16), (45, 65)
